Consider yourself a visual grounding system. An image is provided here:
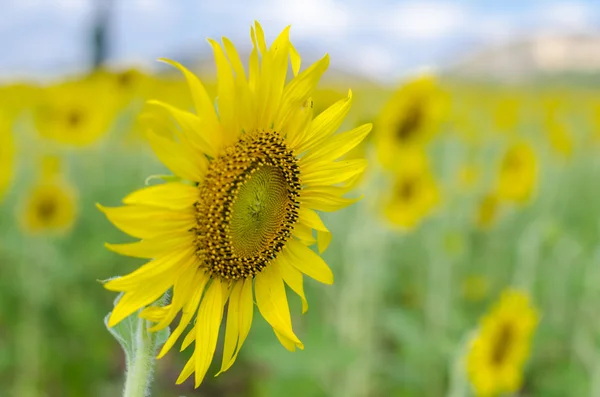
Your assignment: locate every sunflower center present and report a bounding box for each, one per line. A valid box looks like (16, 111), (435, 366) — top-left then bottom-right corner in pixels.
(194, 129), (301, 280)
(229, 165), (291, 257)
(37, 197), (57, 221)
(491, 322), (514, 366)
(66, 110), (84, 128)
(397, 178), (418, 202)
(397, 101), (423, 142)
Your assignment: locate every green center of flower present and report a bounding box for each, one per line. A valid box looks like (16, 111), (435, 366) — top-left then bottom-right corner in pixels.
(194, 129), (301, 280)
(230, 165), (291, 257)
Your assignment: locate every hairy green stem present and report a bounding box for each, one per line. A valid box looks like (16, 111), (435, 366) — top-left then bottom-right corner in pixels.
(122, 316), (158, 397)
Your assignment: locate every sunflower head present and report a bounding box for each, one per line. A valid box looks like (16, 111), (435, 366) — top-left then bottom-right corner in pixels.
(467, 289), (538, 397)
(22, 180), (78, 234)
(383, 150), (439, 229)
(496, 143), (537, 203)
(99, 22), (371, 388)
(376, 75), (449, 169)
(34, 79), (116, 146)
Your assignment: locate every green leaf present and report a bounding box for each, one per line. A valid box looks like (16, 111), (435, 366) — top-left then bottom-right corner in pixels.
(104, 293), (170, 397)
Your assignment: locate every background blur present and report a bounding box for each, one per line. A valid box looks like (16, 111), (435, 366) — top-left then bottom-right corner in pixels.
(2, 1), (600, 396)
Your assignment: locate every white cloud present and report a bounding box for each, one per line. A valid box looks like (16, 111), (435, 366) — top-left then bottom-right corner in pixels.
(349, 44), (395, 80)
(258, 0), (353, 39)
(540, 2), (595, 31)
(383, 1), (469, 40)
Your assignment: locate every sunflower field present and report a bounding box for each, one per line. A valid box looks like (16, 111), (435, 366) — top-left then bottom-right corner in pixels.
(2, 16), (600, 397)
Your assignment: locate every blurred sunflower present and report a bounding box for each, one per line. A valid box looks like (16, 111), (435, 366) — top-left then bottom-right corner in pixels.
(383, 150), (439, 229)
(99, 22), (371, 388)
(376, 75), (448, 168)
(467, 289), (538, 397)
(91, 68), (151, 109)
(476, 193), (499, 229)
(496, 143), (537, 203)
(492, 95), (520, 133)
(0, 116), (15, 201)
(34, 79), (117, 146)
(544, 117), (573, 158)
(21, 179), (77, 234)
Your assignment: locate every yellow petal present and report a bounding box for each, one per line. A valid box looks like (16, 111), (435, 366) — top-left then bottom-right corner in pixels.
(222, 37), (246, 80)
(97, 203), (196, 239)
(144, 126), (207, 182)
(275, 54), (330, 131)
(105, 233), (194, 259)
(301, 159), (368, 187)
(122, 182), (198, 211)
(149, 266), (199, 332)
(302, 123), (372, 164)
(147, 100), (218, 157)
(254, 21), (267, 54)
(289, 43), (301, 76)
(317, 230), (332, 254)
(176, 354), (196, 385)
(157, 271), (208, 359)
(104, 246), (196, 292)
(194, 280), (225, 388)
(295, 90), (353, 153)
(255, 264), (303, 348)
(217, 278), (253, 375)
(158, 58), (222, 147)
(139, 305), (171, 322)
(108, 287), (170, 327)
(218, 281), (242, 375)
(292, 223), (316, 245)
(276, 256), (308, 313)
(301, 190), (362, 212)
(284, 239), (334, 285)
(297, 207), (328, 232)
(207, 39), (238, 143)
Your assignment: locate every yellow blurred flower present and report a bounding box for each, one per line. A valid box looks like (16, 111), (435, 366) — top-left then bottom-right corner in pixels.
(34, 79), (117, 146)
(90, 68), (152, 109)
(493, 95), (520, 132)
(384, 150), (440, 229)
(467, 289), (538, 397)
(0, 82), (40, 120)
(476, 193), (499, 229)
(376, 75), (449, 168)
(496, 143), (537, 203)
(21, 179), (78, 234)
(0, 115), (15, 201)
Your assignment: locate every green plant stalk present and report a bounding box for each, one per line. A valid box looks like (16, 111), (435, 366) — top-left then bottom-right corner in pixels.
(122, 316), (158, 397)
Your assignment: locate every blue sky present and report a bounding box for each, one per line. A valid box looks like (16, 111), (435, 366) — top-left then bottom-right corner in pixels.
(1, 0), (599, 83)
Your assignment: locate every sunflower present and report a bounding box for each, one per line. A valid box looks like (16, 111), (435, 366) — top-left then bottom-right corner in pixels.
(495, 143), (537, 203)
(376, 75), (448, 168)
(21, 179), (78, 234)
(383, 150), (439, 229)
(467, 289), (538, 397)
(91, 68), (152, 109)
(98, 22), (371, 388)
(34, 79), (117, 146)
(0, 115), (15, 202)
(492, 94), (520, 133)
(476, 193), (499, 230)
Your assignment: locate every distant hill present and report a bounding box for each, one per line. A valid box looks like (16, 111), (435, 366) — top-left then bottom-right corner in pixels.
(445, 33), (600, 83)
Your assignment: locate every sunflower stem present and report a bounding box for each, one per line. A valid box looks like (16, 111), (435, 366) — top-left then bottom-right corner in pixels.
(122, 315), (158, 397)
